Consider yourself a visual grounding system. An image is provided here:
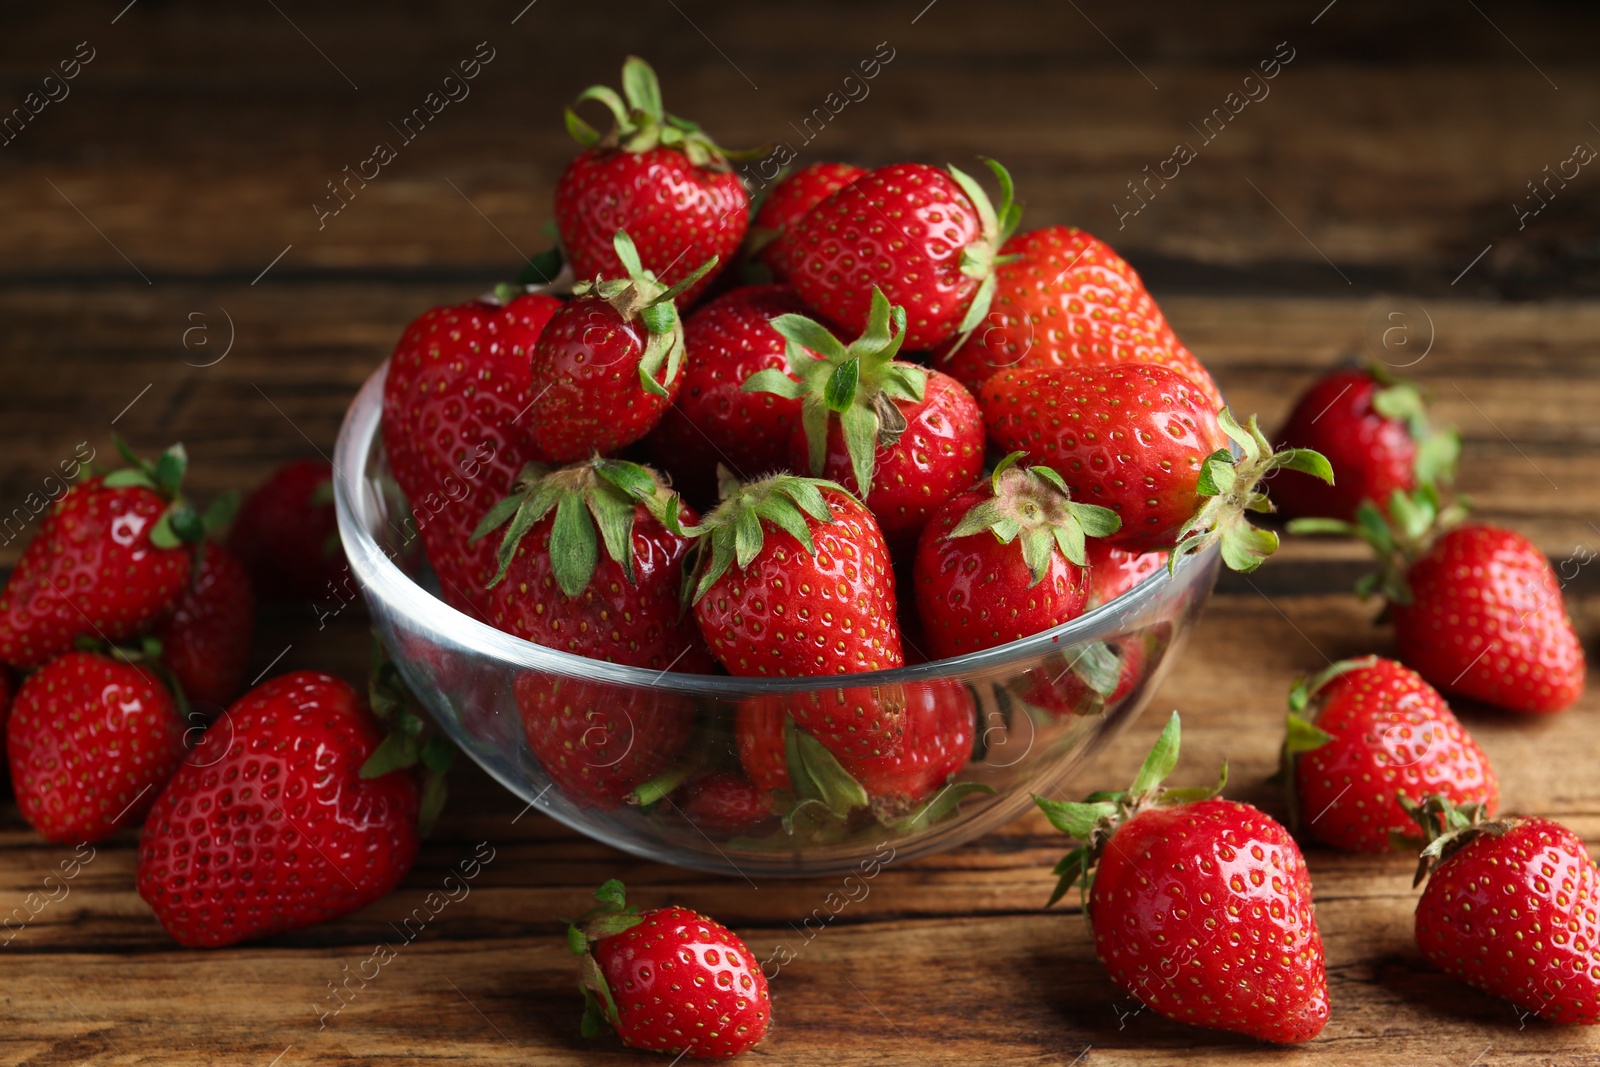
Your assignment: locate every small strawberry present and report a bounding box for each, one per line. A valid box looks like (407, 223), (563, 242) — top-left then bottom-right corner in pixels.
(750, 161), (865, 276)
(528, 232), (717, 462)
(645, 285), (811, 505)
(7, 650), (185, 843)
(1281, 656), (1497, 854)
(0, 441), (216, 669)
(913, 452), (1121, 660)
(137, 671), (420, 948)
(1292, 489), (1585, 714)
(155, 541), (255, 709)
(981, 363), (1333, 568)
(1407, 797), (1600, 1025)
(382, 289), (562, 618)
(556, 57), (746, 308)
(1037, 713), (1330, 1044)
(1085, 541), (1170, 609)
(943, 225), (1222, 409)
(785, 158), (1021, 351)
(1272, 365), (1458, 522)
(680, 772), (777, 834)
(227, 458), (344, 603)
(569, 879), (771, 1058)
(745, 288), (985, 547)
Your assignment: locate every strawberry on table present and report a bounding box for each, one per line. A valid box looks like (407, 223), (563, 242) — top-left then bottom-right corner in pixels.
(155, 541), (255, 709)
(556, 56), (747, 308)
(745, 288), (985, 547)
(569, 879), (771, 1058)
(912, 452), (1120, 660)
(382, 288), (562, 619)
(750, 160), (865, 277)
(1036, 713), (1330, 1044)
(1281, 656), (1497, 853)
(7, 651), (186, 843)
(1407, 796), (1600, 1025)
(227, 457), (344, 603)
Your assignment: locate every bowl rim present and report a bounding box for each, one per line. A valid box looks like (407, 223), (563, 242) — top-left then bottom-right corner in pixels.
(334, 360), (1219, 696)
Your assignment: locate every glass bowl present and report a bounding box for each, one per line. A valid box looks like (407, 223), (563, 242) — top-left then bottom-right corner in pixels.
(333, 362), (1221, 877)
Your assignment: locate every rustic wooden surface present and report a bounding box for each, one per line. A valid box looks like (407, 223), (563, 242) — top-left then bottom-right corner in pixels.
(4, 1), (1600, 1063)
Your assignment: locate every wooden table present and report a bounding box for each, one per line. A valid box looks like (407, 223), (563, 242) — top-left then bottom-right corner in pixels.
(4, 1), (1598, 1062)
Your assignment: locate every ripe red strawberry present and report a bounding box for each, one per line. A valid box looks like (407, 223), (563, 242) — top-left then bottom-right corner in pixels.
(7, 651), (185, 843)
(913, 452), (1120, 660)
(785, 159), (1021, 351)
(1408, 797), (1600, 1025)
(472, 457), (711, 672)
(982, 363), (1332, 568)
(382, 289), (562, 619)
(943, 225), (1222, 410)
(1038, 713), (1330, 1044)
(137, 671), (420, 948)
(1281, 656), (1497, 853)
(1085, 541), (1169, 608)
(0, 442), (213, 669)
(155, 542), (255, 709)
(556, 57), (745, 308)
(752, 161), (865, 276)
(746, 289), (985, 547)
(528, 232), (717, 463)
(645, 285), (811, 505)
(1272, 366), (1458, 522)
(570, 880), (771, 1058)
(227, 458), (343, 603)
(680, 772), (776, 834)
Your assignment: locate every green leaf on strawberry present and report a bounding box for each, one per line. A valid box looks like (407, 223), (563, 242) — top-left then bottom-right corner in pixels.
(947, 452), (1121, 583)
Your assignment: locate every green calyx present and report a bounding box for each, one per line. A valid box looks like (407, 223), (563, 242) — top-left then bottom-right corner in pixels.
(565, 56), (752, 169)
(1277, 656), (1376, 833)
(946, 158), (1024, 354)
(567, 879), (645, 1040)
(1399, 793), (1516, 887)
(743, 286), (925, 498)
(574, 230), (717, 398)
(102, 435), (238, 551)
(1170, 409), (1334, 574)
(1033, 712), (1226, 909)
(359, 633), (457, 836)
(675, 472), (847, 605)
(948, 452), (1122, 585)
(1367, 364), (1461, 489)
(1287, 484), (1469, 605)
(469, 456), (670, 598)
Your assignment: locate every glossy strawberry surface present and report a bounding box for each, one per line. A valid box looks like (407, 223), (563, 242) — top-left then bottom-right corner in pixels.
(1272, 368), (1417, 522)
(756, 160), (865, 275)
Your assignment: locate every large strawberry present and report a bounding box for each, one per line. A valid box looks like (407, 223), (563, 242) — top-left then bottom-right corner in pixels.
(1407, 797), (1600, 1025)
(745, 288), (985, 547)
(1281, 656), (1497, 853)
(1272, 365), (1458, 522)
(645, 285), (811, 505)
(569, 880), (771, 1058)
(137, 671), (420, 948)
(382, 289), (561, 619)
(943, 225), (1222, 409)
(155, 541), (255, 709)
(913, 452), (1120, 660)
(981, 363), (1332, 569)
(0, 442), (213, 669)
(7, 650), (186, 843)
(784, 158), (1021, 351)
(528, 231), (716, 462)
(227, 458), (344, 603)
(1037, 713), (1330, 1044)
(751, 160), (865, 276)
(556, 56), (746, 308)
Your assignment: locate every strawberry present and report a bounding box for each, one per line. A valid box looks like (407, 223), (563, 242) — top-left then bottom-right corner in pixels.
(471, 457), (712, 672)
(155, 541), (255, 709)
(1085, 541), (1169, 609)
(569, 880), (771, 1058)
(382, 289), (562, 619)
(227, 458), (344, 603)
(137, 671), (420, 948)
(1272, 365), (1458, 522)
(0, 667), (13, 781)
(1037, 713), (1330, 1044)
(645, 285), (811, 505)
(751, 161), (865, 276)
(528, 232), (717, 463)
(1407, 797), (1600, 1025)
(981, 363), (1332, 568)
(0, 442), (215, 669)
(784, 159), (1021, 351)
(912, 452), (1120, 660)
(1281, 656), (1497, 853)
(7, 651), (185, 843)
(556, 57), (746, 308)
(1292, 490), (1585, 714)
(680, 772), (776, 834)
(943, 225), (1222, 410)
(746, 288), (985, 547)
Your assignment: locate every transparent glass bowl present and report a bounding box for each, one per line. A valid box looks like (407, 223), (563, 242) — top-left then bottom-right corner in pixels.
(333, 363), (1221, 876)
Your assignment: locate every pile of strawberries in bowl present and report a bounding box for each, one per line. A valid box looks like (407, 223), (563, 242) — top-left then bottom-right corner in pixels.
(336, 57), (1329, 874)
